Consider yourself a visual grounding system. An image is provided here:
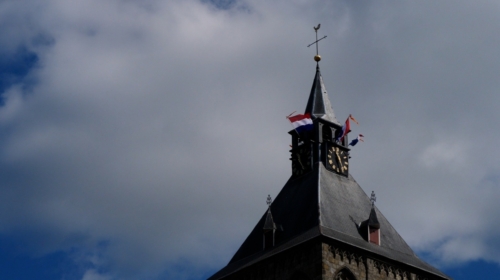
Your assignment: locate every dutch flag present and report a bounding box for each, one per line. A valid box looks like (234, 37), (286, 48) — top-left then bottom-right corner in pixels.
(288, 113), (313, 134)
(335, 117), (351, 142)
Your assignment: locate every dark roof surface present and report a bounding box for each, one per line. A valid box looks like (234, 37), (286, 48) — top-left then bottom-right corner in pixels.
(209, 227), (321, 280)
(228, 163), (320, 263)
(318, 167), (414, 255)
(209, 163), (449, 279)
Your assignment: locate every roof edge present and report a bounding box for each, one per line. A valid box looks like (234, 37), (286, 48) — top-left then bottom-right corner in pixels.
(208, 226), (322, 280)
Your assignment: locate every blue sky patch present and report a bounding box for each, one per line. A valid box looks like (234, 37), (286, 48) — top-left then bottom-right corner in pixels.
(0, 236), (81, 280)
(0, 47), (38, 103)
(443, 260), (500, 280)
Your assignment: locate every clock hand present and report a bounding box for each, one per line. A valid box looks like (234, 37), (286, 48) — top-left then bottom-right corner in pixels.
(335, 148), (343, 171)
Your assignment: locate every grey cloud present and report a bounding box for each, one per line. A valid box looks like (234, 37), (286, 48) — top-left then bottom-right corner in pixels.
(0, 0), (499, 279)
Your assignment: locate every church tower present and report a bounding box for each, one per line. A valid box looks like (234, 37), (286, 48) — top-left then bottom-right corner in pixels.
(208, 28), (450, 280)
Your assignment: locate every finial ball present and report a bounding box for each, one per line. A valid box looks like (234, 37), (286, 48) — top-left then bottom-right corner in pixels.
(314, 55), (321, 62)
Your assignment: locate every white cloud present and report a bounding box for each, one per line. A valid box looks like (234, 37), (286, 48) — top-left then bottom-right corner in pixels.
(81, 270), (112, 280)
(1, 0), (500, 278)
(419, 140), (468, 171)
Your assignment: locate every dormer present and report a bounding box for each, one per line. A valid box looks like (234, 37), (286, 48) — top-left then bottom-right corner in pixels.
(359, 191), (381, 245)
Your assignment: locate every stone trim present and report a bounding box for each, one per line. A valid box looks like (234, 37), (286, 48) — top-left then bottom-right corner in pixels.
(372, 259), (413, 279)
(328, 244), (364, 268)
(323, 243), (367, 280)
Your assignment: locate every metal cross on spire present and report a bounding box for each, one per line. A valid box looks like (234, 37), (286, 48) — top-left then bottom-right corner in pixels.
(370, 191), (377, 207)
(307, 24), (327, 62)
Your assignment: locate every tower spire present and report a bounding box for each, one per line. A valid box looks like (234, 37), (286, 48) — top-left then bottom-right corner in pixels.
(305, 25), (338, 124)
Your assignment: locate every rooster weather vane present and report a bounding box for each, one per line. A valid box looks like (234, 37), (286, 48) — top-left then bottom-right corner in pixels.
(307, 24), (327, 62)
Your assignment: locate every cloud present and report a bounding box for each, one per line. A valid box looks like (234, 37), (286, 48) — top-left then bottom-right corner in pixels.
(81, 270), (112, 280)
(0, 0), (500, 279)
(419, 140), (468, 171)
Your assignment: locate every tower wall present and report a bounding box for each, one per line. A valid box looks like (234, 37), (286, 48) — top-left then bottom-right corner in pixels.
(322, 241), (443, 280)
(218, 238), (444, 280)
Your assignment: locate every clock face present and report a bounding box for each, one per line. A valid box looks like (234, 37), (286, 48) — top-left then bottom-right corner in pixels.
(327, 145), (349, 176)
(291, 146), (312, 176)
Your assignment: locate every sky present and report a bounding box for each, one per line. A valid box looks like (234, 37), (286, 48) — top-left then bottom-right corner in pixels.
(0, 0), (500, 279)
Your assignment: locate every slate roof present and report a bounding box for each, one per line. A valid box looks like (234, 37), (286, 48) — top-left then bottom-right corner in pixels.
(209, 164), (449, 279)
(305, 65), (339, 125)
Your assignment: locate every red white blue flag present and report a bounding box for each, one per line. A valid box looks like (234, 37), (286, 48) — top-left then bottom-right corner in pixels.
(335, 117), (351, 142)
(288, 113), (313, 134)
(349, 134), (364, 146)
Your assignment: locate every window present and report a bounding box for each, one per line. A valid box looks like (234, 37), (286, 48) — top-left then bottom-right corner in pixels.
(334, 267), (356, 280)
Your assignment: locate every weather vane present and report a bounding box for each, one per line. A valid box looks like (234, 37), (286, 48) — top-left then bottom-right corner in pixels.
(307, 24), (327, 62)
(370, 191), (377, 207)
(266, 195), (273, 206)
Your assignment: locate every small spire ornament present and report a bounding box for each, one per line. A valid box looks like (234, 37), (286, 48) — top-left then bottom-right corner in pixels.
(307, 23), (327, 62)
(370, 191), (377, 207)
(266, 195), (273, 207)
